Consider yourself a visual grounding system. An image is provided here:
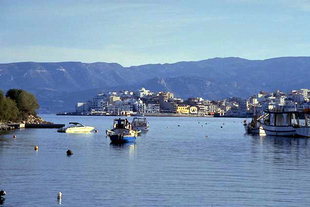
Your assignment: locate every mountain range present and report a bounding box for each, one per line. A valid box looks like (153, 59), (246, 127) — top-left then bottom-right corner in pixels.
(0, 57), (309, 113)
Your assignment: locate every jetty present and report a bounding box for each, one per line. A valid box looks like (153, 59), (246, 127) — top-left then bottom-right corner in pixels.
(7, 123), (65, 129)
(25, 123), (65, 128)
(0, 124), (14, 131)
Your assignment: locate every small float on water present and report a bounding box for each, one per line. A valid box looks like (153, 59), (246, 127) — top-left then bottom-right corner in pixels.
(57, 122), (95, 133)
(106, 118), (139, 143)
(131, 117), (149, 132)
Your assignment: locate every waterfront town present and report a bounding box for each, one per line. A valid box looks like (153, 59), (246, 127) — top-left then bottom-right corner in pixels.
(69, 88), (310, 117)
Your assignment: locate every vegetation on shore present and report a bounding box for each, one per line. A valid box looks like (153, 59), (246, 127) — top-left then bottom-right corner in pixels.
(0, 89), (39, 123)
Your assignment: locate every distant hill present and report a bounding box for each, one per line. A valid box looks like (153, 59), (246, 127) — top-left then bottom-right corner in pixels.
(0, 57), (309, 113)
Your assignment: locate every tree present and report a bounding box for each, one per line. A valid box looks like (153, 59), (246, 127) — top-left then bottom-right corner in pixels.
(6, 89), (39, 119)
(0, 90), (19, 122)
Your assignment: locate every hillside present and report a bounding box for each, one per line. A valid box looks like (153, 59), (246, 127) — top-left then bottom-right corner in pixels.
(0, 57), (309, 113)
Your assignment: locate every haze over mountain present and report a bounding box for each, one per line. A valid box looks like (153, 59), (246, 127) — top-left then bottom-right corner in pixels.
(0, 57), (309, 113)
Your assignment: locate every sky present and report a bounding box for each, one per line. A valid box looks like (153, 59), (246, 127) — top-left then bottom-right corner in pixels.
(1, 0), (310, 66)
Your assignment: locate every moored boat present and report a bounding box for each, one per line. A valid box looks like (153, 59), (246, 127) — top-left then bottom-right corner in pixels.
(294, 109), (310, 137)
(57, 122), (95, 133)
(106, 118), (139, 143)
(261, 109), (298, 137)
(245, 114), (266, 136)
(257, 107), (310, 137)
(132, 117), (149, 132)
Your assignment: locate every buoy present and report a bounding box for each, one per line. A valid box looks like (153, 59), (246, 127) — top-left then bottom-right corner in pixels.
(13, 135), (16, 139)
(66, 150), (73, 156)
(177, 125), (180, 127)
(0, 190), (6, 196)
(34, 146), (39, 151)
(57, 192), (62, 200)
(220, 126), (223, 128)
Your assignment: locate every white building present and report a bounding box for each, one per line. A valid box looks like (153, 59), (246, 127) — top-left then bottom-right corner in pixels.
(145, 104), (160, 114)
(76, 102), (89, 113)
(138, 88), (153, 98)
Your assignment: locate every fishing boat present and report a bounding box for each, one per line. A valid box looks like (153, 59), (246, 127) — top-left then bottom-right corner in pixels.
(294, 109), (310, 137)
(57, 122), (95, 133)
(261, 109), (298, 137)
(245, 114), (266, 136)
(258, 107), (310, 137)
(106, 118), (139, 143)
(132, 117), (149, 132)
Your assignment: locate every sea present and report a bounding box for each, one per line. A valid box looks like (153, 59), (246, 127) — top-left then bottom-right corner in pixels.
(1, 114), (310, 207)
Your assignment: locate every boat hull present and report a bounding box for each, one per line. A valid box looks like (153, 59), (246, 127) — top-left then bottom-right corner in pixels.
(246, 126), (259, 135)
(295, 127), (310, 138)
(109, 135), (136, 143)
(132, 126), (149, 132)
(57, 127), (95, 133)
(261, 124), (296, 137)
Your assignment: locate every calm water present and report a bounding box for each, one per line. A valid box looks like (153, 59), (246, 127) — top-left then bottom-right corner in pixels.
(1, 115), (310, 207)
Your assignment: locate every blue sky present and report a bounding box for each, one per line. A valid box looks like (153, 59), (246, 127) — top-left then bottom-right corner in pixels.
(1, 0), (310, 66)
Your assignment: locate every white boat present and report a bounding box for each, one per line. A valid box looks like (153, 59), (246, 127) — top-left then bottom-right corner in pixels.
(261, 109), (298, 137)
(132, 117), (149, 132)
(294, 109), (310, 137)
(260, 108), (310, 137)
(57, 122), (95, 133)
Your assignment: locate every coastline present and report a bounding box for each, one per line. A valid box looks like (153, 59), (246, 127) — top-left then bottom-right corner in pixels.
(56, 113), (251, 118)
(0, 115), (63, 132)
(56, 112), (215, 118)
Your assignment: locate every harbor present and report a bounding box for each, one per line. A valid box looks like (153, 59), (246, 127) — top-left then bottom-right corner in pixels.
(2, 115), (310, 206)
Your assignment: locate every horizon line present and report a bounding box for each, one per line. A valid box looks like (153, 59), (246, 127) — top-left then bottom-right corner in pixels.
(1, 56), (310, 67)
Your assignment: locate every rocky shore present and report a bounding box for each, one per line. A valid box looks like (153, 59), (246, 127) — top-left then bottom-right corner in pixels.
(0, 115), (53, 131)
(0, 124), (14, 131)
(23, 114), (53, 125)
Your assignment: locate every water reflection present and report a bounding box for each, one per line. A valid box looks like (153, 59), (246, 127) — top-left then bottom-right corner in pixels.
(252, 136), (309, 147)
(0, 197), (5, 206)
(110, 142), (137, 159)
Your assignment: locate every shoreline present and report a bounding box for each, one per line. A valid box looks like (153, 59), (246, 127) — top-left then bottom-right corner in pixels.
(56, 113), (251, 118)
(56, 112), (214, 117)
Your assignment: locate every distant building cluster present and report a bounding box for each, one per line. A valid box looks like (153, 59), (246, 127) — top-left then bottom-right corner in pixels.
(247, 89), (310, 115)
(74, 88), (310, 117)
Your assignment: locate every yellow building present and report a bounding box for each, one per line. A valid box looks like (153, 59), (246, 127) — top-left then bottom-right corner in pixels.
(175, 105), (190, 114)
(189, 106), (198, 114)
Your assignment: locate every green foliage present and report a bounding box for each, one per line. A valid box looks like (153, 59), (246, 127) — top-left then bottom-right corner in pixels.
(0, 91), (19, 122)
(0, 89), (39, 122)
(6, 89), (39, 119)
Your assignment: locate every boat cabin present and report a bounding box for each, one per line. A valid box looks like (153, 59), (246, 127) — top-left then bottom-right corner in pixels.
(68, 122), (85, 127)
(113, 118), (131, 130)
(264, 110), (300, 127)
(132, 117), (148, 127)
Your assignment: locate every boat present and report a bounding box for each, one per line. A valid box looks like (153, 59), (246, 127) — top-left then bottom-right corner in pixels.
(261, 109), (299, 137)
(131, 117), (149, 132)
(106, 118), (139, 143)
(258, 107), (310, 137)
(57, 122), (95, 133)
(245, 114), (266, 136)
(294, 109), (310, 137)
